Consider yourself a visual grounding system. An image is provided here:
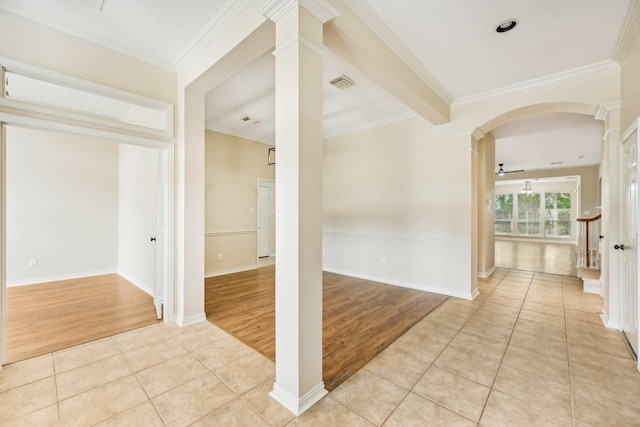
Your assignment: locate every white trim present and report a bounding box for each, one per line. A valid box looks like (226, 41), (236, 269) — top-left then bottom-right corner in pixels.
(470, 287), (480, 300)
(342, 0), (453, 105)
(270, 382), (328, 416)
(323, 266), (476, 300)
(594, 101), (623, 121)
(583, 277), (602, 295)
(0, 112), (172, 149)
(205, 230), (256, 237)
(7, 269), (118, 287)
(0, 58), (174, 138)
(260, 0), (339, 24)
(175, 312), (207, 327)
(453, 60), (619, 106)
(478, 265), (496, 279)
(323, 111), (417, 139)
(300, 0), (340, 24)
(623, 118), (639, 142)
(174, 0), (254, 72)
(0, 124), (6, 366)
(612, 0), (640, 63)
(205, 264), (258, 278)
(117, 269), (154, 297)
(600, 310), (619, 329)
(272, 36), (325, 57)
(323, 230), (469, 245)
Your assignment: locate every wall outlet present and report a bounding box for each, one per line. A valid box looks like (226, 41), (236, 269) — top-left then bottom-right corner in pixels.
(380, 258), (386, 267)
(218, 254), (223, 261)
(28, 259), (37, 268)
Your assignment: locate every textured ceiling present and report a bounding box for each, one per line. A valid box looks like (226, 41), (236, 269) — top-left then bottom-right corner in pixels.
(362, 0), (629, 100)
(0, 0), (634, 172)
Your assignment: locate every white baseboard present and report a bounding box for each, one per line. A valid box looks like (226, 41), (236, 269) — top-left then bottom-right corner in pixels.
(205, 264), (257, 278)
(117, 270), (154, 296)
(270, 382), (328, 416)
(176, 312), (207, 327)
(477, 265), (496, 279)
(7, 268), (117, 287)
(322, 267), (475, 300)
(600, 310), (619, 329)
(583, 278), (601, 295)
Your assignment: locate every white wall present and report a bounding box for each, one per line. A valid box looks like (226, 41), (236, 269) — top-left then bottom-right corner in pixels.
(118, 144), (157, 295)
(6, 126), (119, 285)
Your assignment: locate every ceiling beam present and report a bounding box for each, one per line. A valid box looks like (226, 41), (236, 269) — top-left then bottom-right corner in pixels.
(324, 0), (450, 125)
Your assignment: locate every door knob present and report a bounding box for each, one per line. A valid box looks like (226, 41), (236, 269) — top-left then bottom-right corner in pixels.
(614, 244), (625, 250)
(150, 237), (157, 242)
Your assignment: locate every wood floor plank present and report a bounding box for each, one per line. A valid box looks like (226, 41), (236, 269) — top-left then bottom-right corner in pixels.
(6, 274), (159, 364)
(205, 266), (448, 391)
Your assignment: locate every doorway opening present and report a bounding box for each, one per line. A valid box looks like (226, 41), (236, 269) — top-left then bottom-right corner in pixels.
(257, 178), (275, 265)
(1, 122), (173, 365)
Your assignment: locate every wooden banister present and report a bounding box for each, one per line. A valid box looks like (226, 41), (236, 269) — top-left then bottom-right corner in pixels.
(576, 214), (602, 268)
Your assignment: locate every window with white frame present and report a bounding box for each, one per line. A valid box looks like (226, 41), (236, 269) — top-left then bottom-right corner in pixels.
(495, 180), (576, 239)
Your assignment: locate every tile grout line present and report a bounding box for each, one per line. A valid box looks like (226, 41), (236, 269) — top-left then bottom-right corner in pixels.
(476, 268), (534, 424)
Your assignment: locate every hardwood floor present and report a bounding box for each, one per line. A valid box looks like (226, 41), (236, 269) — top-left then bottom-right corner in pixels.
(205, 266), (448, 391)
(6, 274), (159, 364)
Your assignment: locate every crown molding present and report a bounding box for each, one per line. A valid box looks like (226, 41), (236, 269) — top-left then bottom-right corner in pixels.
(342, 0), (453, 105)
(594, 101), (623, 121)
(612, 0), (640, 63)
(260, 0), (339, 24)
(453, 60), (619, 106)
(174, 0), (254, 72)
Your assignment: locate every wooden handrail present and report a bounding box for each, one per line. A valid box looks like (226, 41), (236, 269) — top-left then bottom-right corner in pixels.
(577, 214), (601, 223)
(576, 214), (601, 268)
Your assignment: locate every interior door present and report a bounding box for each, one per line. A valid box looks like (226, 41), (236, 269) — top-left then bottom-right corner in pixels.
(258, 185), (271, 258)
(621, 128), (638, 354)
(1, 123), (6, 367)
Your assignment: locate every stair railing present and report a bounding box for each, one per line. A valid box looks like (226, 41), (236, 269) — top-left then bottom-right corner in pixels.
(576, 214), (602, 269)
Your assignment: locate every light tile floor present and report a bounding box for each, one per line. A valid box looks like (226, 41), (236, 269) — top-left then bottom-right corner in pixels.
(1, 268), (639, 426)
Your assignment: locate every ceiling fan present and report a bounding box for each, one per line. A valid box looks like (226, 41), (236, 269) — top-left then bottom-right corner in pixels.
(496, 163), (524, 176)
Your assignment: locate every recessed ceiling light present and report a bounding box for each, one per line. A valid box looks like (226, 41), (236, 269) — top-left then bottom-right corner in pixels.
(496, 19), (518, 33)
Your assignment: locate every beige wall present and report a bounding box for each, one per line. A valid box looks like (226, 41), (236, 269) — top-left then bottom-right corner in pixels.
(323, 115), (476, 298)
(0, 11), (176, 106)
(621, 21), (640, 132)
(478, 134), (496, 277)
(204, 130), (275, 276)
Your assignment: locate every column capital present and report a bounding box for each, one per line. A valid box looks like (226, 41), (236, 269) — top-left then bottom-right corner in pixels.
(594, 101), (622, 121)
(260, 0), (340, 24)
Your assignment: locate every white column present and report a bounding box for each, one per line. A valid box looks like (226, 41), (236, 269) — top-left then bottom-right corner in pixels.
(260, 0), (339, 416)
(174, 87), (206, 326)
(596, 101), (622, 327)
(451, 127), (484, 300)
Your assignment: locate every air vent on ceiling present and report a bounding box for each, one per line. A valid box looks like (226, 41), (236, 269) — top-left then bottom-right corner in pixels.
(329, 74), (356, 90)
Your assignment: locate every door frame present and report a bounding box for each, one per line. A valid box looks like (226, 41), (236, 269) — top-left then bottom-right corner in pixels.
(619, 118), (640, 368)
(0, 114), (174, 366)
(257, 178), (275, 260)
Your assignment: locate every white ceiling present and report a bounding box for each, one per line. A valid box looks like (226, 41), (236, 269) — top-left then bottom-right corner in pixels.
(0, 0), (634, 172)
